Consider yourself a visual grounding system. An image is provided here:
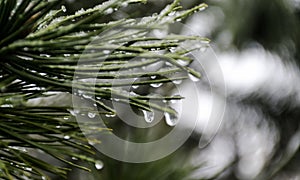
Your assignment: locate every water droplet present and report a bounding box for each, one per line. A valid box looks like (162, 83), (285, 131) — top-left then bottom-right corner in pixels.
(169, 47), (176, 53)
(83, 94), (92, 99)
(164, 112), (178, 126)
(132, 85), (139, 89)
(64, 54), (71, 57)
(104, 8), (113, 14)
(165, 62), (172, 66)
(199, 6), (207, 11)
(56, 125), (61, 128)
(177, 60), (189, 66)
(64, 135), (70, 140)
(150, 76), (156, 79)
(61, 5), (67, 12)
(105, 113), (116, 118)
(103, 50), (111, 54)
(25, 167), (32, 171)
(42, 176), (46, 180)
(176, 18), (182, 22)
(142, 110), (154, 123)
(150, 83), (163, 88)
(188, 74), (200, 82)
(72, 157), (78, 160)
(172, 80), (182, 84)
(40, 54), (50, 57)
(129, 91), (138, 96)
(95, 160), (104, 170)
(88, 112), (96, 118)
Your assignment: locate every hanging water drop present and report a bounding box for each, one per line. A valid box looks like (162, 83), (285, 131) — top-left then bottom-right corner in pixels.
(188, 73), (200, 82)
(61, 5), (67, 12)
(164, 112), (178, 126)
(150, 76), (156, 79)
(95, 160), (104, 170)
(88, 112), (96, 118)
(142, 110), (154, 123)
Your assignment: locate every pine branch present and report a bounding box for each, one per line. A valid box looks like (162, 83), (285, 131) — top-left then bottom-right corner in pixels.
(0, 0), (208, 179)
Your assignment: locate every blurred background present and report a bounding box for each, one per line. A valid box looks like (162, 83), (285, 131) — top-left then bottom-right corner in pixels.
(57, 0), (300, 179)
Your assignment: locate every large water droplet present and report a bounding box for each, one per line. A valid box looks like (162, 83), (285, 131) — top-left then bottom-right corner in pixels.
(142, 110), (154, 123)
(88, 112), (96, 118)
(188, 74), (200, 82)
(95, 160), (104, 170)
(164, 112), (178, 126)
